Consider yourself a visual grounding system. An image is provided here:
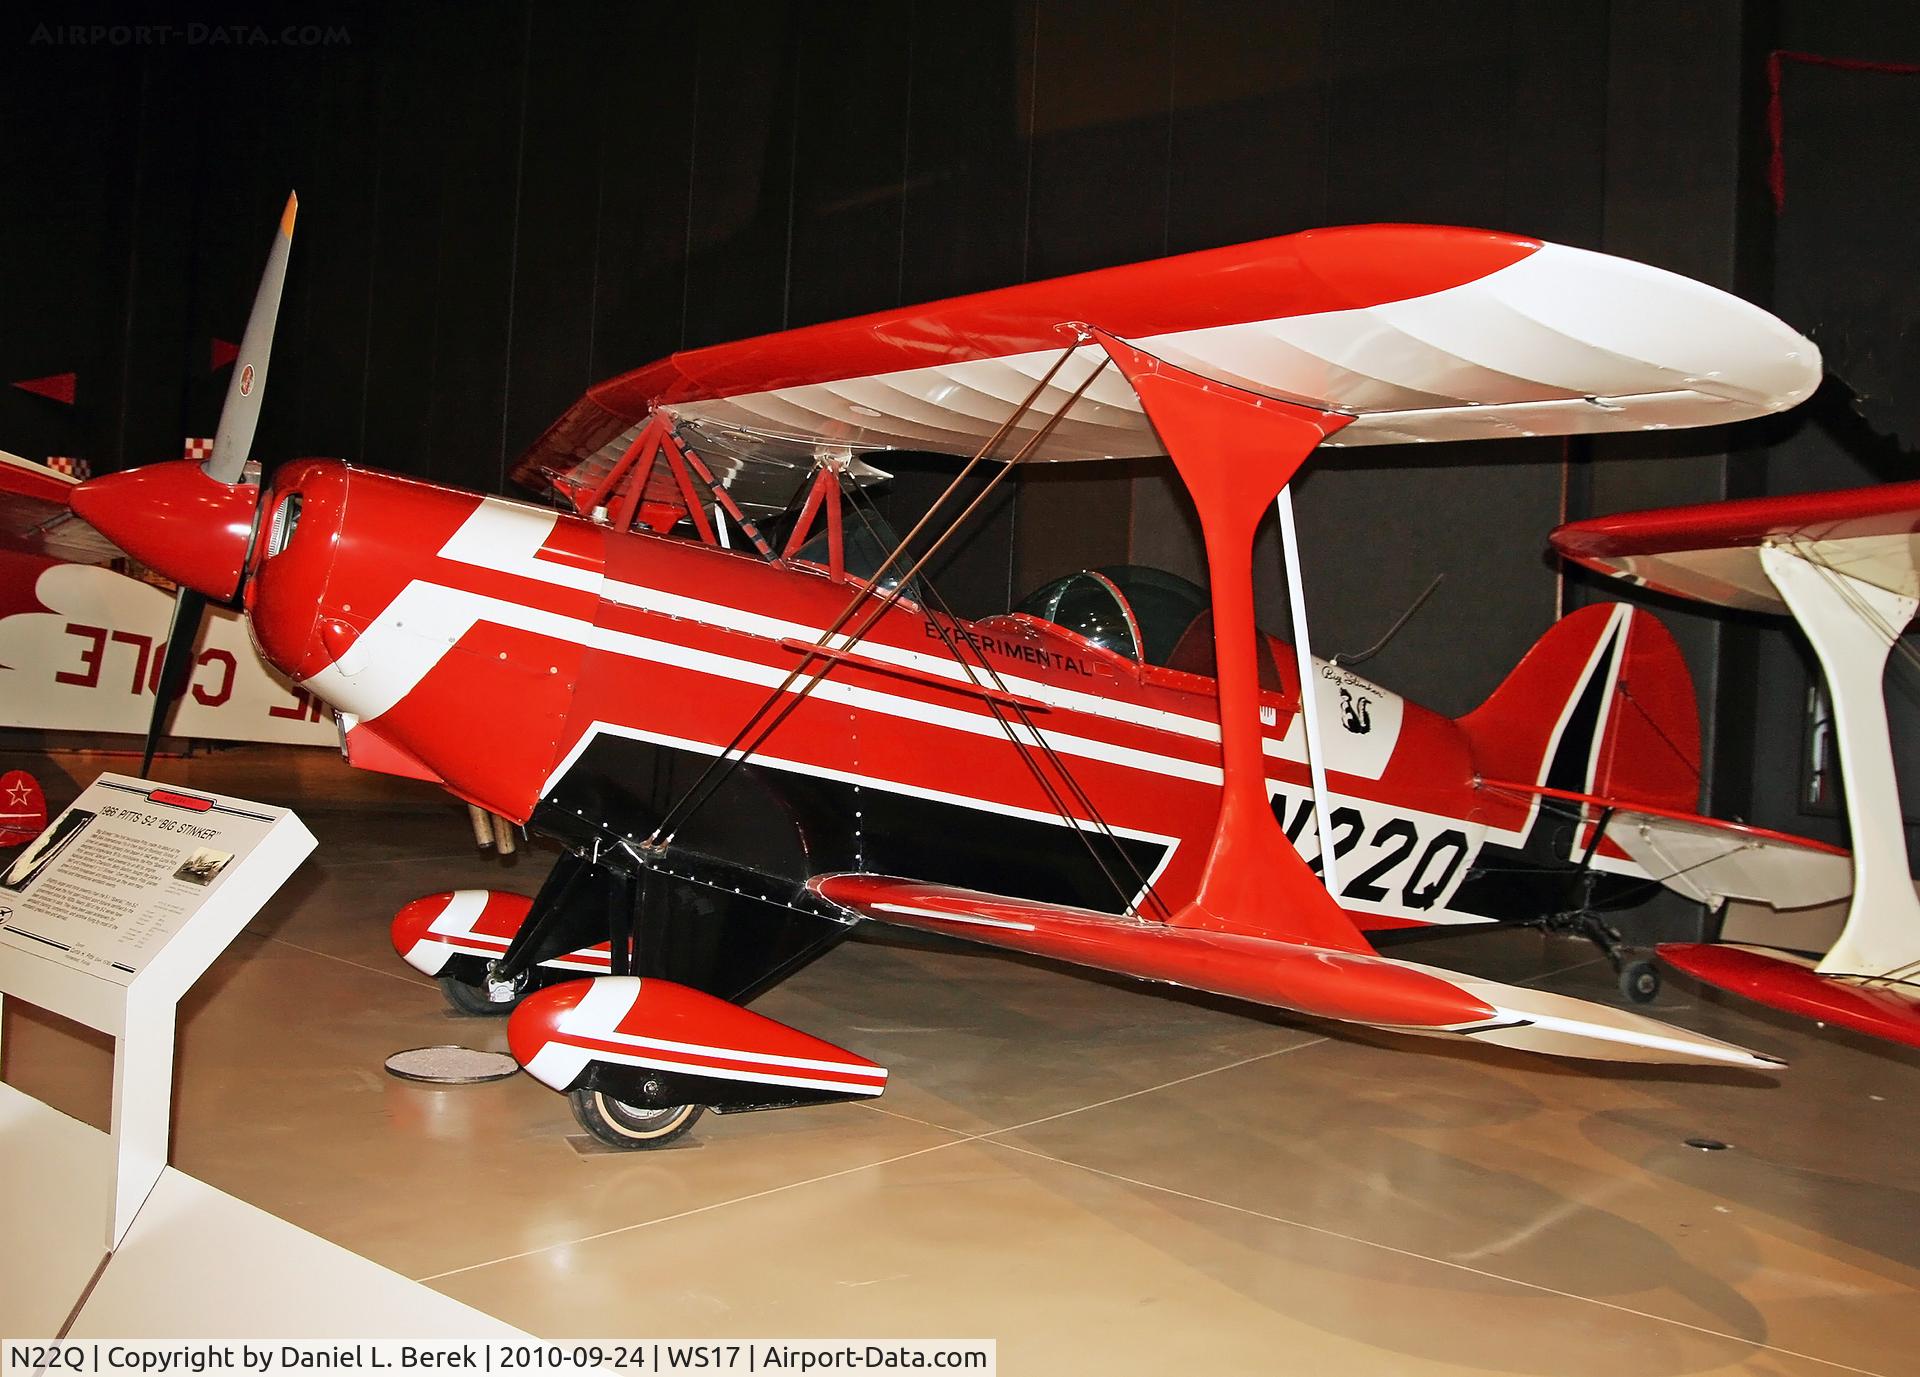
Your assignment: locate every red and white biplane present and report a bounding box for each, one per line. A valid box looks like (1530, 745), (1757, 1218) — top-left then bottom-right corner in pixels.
(5, 198), (1854, 1146)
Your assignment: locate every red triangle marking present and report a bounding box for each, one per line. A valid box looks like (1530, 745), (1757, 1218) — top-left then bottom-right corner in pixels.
(12, 372), (76, 404)
(210, 338), (240, 371)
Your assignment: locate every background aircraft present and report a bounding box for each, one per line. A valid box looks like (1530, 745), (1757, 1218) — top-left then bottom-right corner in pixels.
(1556, 481), (1920, 1049)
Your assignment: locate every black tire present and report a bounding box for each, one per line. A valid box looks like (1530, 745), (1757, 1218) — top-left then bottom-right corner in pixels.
(568, 1087), (704, 1149)
(1619, 959), (1661, 1004)
(438, 970), (526, 1016)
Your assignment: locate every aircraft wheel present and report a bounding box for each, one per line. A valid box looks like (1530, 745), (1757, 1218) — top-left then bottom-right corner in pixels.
(438, 968), (527, 1016)
(569, 1088), (704, 1149)
(1619, 959), (1661, 1004)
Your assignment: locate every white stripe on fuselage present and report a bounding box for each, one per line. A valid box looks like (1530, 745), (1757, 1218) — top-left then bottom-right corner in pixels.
(314, 578), (1231, 786)
(426, 497), (1418, 781)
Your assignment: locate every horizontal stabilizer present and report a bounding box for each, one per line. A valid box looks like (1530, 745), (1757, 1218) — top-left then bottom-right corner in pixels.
(1610, 810), (1851, 910)
(1662, 943), (1920, 1051)
(1480, 779), (1851, 911)
(812, 874), (1782, 1070)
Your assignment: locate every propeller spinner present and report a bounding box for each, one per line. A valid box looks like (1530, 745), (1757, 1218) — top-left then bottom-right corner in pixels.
(68, 192), (298, 773)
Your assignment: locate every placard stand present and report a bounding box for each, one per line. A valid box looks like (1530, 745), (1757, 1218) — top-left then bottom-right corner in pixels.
(0, 773), (316, 1249)
(1, 773), (532, 1339)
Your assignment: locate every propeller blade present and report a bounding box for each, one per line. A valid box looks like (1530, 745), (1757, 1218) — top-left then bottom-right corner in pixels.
(205, 192), (297, 485)
(142, 587), (209, 775)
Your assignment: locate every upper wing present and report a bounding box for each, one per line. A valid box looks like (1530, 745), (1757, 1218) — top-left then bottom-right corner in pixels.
(1551, 479), (1920, 613)
(520, 224), (1820, 476)
(810, 873), (1782, 1070)
(0, 451), (118, 563)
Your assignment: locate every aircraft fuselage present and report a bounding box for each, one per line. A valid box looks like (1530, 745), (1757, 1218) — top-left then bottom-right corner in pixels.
(242, 459), (1619, 936)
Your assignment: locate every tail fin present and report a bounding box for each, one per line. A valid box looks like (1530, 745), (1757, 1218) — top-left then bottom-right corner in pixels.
(1457, 603), (1700, 811)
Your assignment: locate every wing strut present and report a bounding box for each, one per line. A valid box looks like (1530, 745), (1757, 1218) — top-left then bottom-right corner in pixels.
(1275, 488), (1341, 894)
(836, 474), (1171, 919)
(1757, 542), (1920, 980)
(1088, 330), (1364, 951)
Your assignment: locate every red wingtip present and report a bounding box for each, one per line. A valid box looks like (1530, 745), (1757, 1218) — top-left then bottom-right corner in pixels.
(1663, 943), (1920, 1050)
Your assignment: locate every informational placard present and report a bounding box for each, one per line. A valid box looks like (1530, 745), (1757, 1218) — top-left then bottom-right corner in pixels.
(0, 772), (315, 1250)
(0, 776), (293, 984)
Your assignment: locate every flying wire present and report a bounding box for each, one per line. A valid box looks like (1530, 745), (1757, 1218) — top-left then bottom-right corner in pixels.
(837, 472), (1170, 919)
(643, 343), (1101, 851)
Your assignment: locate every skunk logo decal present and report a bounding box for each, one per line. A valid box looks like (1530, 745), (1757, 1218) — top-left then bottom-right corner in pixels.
(1339, 686), (1373, 734)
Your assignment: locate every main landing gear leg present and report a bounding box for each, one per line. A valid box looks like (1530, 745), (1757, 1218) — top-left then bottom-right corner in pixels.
(494, 850), (605, 981)
(496, 853), (709, 1149)
(418, 849), (622, 1014)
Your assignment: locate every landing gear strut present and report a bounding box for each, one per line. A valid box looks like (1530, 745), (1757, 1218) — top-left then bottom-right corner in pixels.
(1538, 903), (1659, 1001)
(1541, 804), (1660, 1004)
(438, 962), (529, 1016)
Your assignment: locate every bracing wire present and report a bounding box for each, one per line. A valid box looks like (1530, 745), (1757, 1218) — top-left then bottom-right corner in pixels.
(644, 344), (1103, 851)
(837, 473), (1170, 919)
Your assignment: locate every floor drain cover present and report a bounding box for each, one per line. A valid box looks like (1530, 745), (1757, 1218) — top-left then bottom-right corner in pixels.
(1684, 1137), (1730, 1152)
(385, 1046), (519, 1084)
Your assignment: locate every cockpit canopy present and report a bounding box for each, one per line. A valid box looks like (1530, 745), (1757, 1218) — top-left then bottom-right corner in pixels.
(1014, 565), (1208, 666)
(1014, 563), (1287, 691)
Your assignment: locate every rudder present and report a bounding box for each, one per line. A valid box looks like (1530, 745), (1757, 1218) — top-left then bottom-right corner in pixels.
(1456, 603), (1700, 812)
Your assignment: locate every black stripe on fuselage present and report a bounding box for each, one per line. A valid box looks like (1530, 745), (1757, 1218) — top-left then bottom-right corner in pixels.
(536, 731), (1169, 916)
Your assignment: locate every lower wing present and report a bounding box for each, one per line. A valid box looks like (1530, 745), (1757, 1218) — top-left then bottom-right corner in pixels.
(810, 873), (1781, 1070)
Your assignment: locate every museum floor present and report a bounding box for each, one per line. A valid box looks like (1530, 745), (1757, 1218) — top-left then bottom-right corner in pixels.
(3, 748), (1917, 1375)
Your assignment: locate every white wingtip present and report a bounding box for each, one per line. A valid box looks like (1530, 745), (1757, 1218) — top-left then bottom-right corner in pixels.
(1393, 961), (1785, 1070)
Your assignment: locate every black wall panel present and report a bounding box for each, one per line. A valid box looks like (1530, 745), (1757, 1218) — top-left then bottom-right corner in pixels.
(495, 3), (608, 473)
(896, 2), (1030, 306)
(676, 1), (797, 351)
(786, 2), (913, 327)
(585, 7), (697, 387)
(1729, 2), (1920, 845)
(4, 0), (1911, 875)
(1164, 0), (1329, 253)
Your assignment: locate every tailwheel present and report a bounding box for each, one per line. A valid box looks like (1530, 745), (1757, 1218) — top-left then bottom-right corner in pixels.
(438, 964), (528, 1017)
(568, 1088), (704, 1149)
(1619, 958), (1662, 1004)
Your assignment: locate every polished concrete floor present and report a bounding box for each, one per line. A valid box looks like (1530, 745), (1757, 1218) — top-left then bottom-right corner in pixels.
(4, 748), (1918, 1374)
